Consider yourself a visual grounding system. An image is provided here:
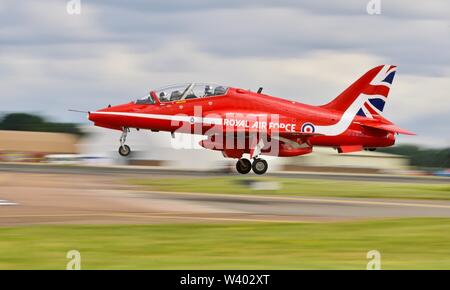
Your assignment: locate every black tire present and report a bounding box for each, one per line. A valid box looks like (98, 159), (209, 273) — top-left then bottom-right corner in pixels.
(118, 145), (131, 157)
(252, 159), (268, 175)
(236, 158), (252, 174)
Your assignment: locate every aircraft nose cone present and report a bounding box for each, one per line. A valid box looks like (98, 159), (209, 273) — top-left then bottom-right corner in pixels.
(88, 111), (99, 123)
(87, 111), (93, 121)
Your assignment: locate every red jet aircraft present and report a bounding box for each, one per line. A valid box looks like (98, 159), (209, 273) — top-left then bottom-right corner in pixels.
(87, 65), (414, 175)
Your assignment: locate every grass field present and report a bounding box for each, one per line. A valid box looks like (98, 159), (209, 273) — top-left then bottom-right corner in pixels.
(1, 218), (450, 269)
(130, 177), (450, 200)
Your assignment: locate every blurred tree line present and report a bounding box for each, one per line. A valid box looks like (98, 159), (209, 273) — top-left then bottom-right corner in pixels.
(0, 113), (448, 169)
(0, 113), (83, 137)
(379, 145), (450, 169)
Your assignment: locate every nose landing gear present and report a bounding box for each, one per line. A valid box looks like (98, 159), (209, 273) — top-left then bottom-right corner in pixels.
(118, 127), (131, 157)
(235, 157), (268, 175)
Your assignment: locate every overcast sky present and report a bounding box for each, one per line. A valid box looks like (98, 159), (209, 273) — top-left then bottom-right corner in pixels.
(0, 0), (449, 146)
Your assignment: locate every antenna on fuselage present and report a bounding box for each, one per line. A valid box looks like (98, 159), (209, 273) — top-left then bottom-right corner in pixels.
(257, 87), (263, 94)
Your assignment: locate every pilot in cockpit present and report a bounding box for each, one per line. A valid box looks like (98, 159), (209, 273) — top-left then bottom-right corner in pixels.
(204, 85), (213, 97)
(159, 91), (168, 102)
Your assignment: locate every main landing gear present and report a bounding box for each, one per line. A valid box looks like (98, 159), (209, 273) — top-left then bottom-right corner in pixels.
(236, 158), (252, 174)
(235, 157), (268, 175)
(118, 127), (131, 157)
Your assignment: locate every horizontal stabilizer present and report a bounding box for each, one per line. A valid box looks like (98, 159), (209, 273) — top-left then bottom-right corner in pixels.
(359, 120), (415, 135)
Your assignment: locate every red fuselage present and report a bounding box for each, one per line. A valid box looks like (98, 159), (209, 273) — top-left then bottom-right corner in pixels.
(89, 87), (395, 157)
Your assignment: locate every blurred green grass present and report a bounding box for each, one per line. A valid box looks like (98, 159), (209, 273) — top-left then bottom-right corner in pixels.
(1, 218), (450, 269)
(130, 177), (450, 200)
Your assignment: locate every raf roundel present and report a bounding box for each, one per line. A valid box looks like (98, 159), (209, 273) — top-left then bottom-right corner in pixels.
(301, 122), (315, 134)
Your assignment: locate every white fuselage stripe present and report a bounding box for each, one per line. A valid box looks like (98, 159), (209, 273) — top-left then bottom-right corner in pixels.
(314, 93), (372, 136)
(91, 111), (223, 125)
(93, 91), (377, 137)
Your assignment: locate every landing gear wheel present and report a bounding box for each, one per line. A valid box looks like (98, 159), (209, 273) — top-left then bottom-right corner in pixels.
(118, 145), (131, 157)
(252, 158), (268, 175)
(118, 127), (131, 157)
(236, 158), (252, 174)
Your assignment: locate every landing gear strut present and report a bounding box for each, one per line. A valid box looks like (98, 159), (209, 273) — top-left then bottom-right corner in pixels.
(118, 127), (131, 157)
(235, 157), (268, 175)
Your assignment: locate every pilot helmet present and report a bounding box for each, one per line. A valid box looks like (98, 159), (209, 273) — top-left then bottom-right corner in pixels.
(205, 85), (213, 95)
(159, 91), (168, 100)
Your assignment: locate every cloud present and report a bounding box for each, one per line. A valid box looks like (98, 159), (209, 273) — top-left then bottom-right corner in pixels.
(0, 0), (448, 146)
(3, 1), (449, 74)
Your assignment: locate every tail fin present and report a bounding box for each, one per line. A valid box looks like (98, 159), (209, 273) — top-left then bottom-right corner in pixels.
(321, 65), (397, 119)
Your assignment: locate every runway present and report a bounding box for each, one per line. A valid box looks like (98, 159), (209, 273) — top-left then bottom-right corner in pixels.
(0, 163), (448, 184)
(1, 171), (450, 226)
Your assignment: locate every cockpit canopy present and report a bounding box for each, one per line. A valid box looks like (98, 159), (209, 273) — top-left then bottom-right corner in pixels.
(135, 83), (228, 104)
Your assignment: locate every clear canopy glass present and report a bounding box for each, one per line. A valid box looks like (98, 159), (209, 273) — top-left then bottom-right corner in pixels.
(134, 83), (228, 104)
(135, 94), (156, 105)
(155, 83), (228, 102)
